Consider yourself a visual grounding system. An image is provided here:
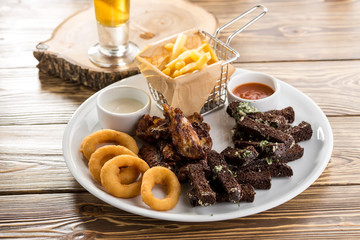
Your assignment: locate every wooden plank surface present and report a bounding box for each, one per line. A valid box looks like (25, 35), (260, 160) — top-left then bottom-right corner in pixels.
(1, 0), (360, 239)
(0, 0), (91, 68)
(196, 0), (360, 62)
(1, 186), (359, 239)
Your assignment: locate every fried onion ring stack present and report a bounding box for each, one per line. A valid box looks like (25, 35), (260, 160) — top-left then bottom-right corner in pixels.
(80, 129), (181, 211)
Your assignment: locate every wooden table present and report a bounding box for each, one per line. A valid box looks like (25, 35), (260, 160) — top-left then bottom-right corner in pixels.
(1, 0), (359, 238)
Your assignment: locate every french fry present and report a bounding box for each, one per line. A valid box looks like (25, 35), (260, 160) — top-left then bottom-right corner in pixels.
(159, 33), (219, 78)
(172, 69), (181, 78)
(179, 52), (211, 75)
(165, 50), (193, 70)
(196, 43), (207, 52)
(165, 43), (188, 53)
(202, 42), (219, 63)
(182, 47), (189, 53)
(175, 60), (186, 70)
(189, 51), (201, 61)
(195, 52), (211, 69)
(158, 56), (170, 71)
(169, 33), (187, 61)
(179, 62), (197, 75)
(164, 43), (174, 52)
(162, 67), (171, 76)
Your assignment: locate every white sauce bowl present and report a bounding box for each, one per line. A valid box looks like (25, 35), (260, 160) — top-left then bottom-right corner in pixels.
(96, 85), (151, 135)
(227, 70), (281, 112)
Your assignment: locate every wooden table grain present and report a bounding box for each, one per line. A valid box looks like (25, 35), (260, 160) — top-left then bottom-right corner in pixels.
(1, 0), (360, 239)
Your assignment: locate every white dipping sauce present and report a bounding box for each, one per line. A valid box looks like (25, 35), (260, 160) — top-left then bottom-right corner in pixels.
(104, 98), (145, 114)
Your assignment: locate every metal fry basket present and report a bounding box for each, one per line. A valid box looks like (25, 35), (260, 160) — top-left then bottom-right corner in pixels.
(147, 5), (267, 115)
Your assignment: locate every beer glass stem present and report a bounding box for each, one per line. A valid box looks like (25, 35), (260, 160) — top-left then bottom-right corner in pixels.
(97, 21), (129, 57)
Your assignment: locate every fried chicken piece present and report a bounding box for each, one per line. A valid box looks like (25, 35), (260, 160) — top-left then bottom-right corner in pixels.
(157, 140), (182, 162)
(136, 114), (171, 143)
(138, 144), (162, 167)
(163, 104), (205, 160)
(187, 112), (205, 126)
(192, 121), (212, 152)
(139, 143), (175, 171)
(188, 111), (212, 152)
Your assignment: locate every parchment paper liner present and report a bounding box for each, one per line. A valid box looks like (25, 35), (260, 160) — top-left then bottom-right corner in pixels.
(135, 29), (234, 116)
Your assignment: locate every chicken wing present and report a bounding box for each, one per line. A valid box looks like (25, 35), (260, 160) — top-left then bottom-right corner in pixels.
(136, 114), (170, 143)
(163, 104), (205, 160)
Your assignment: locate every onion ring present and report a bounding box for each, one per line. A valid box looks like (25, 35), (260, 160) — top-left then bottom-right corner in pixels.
(88, 145), (140, 184)
(141, 166), (181, 211)
(80, 129), (139, 160)
(100, 155), (150, 198)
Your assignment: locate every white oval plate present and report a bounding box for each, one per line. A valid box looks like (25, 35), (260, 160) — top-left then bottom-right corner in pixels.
(63, 68), (333, 222)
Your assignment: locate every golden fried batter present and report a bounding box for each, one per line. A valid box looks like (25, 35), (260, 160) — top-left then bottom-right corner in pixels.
(163, 104), (205, 159)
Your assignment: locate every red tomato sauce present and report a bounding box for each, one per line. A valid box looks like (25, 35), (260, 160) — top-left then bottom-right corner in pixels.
(232, 82), (274, 100)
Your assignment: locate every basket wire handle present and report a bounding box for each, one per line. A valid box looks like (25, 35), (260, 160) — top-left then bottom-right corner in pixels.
(214, 5), (268, 46)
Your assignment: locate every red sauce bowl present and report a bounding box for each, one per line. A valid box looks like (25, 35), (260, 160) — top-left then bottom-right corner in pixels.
(227, 70), (280, 111)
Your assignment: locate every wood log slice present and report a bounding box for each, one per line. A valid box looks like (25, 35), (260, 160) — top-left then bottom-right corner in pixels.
(33, 0), (217, 90)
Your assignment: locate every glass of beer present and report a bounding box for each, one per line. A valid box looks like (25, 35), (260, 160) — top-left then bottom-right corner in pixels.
(88, 0), (139, 68)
